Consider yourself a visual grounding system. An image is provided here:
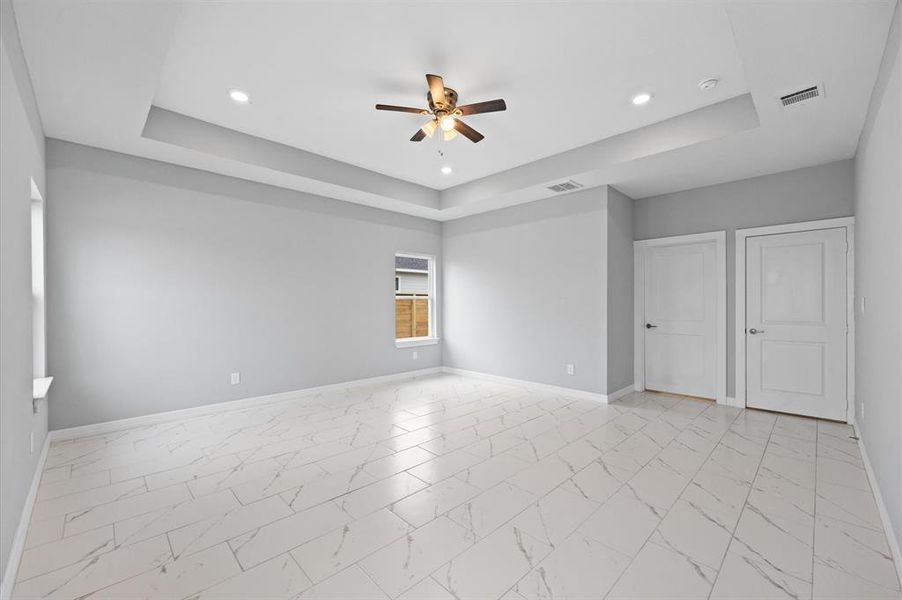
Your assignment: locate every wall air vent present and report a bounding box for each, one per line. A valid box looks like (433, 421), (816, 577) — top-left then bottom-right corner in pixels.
(547, 180), (584, 193)
(779, 84), (824, 108)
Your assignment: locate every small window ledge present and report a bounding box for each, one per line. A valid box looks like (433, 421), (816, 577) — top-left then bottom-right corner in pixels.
(395, 337), (440, 349)
(33, 376), (53, 400)
(33, 376), (53, 415)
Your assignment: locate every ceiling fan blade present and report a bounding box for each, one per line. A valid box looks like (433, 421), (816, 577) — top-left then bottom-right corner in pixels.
(410, 128), (427, 142)
(376, 104), (428, 114)
(426, 74), (446, 107)
(457, 99), (507, 116)
(453, 119), (484, 143)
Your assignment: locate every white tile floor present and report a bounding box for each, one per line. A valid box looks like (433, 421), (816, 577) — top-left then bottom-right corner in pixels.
(13, 373), (902, 599)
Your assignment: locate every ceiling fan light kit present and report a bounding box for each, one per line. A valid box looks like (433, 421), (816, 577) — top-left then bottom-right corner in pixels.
(440, 115), (456, 131)
(375, 74), (506, 143)
(421, 119), (438, 138)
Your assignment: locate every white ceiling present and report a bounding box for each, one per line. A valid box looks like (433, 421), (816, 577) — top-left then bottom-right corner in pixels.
(153, 2), (748, 190)
(12, 0), (896, 219)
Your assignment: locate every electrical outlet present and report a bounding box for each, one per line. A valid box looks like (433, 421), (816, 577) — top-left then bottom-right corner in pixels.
(230, 372), (241, 385)
(412, 351), (418, 360)
(566, 364), (575, 375)
(860, 296), (867, 314)
(860, 401), (865, 420)
(29, 431), (34, 455)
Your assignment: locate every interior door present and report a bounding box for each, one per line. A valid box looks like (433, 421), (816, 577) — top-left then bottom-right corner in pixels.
(644, 241), (717, 399)
(745, 227), (847, 420)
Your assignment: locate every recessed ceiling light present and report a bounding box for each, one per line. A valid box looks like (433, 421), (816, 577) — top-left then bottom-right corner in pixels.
(698, 78), (719, 91)
(229, 89), (250, 104)
(631, 92), (652, 106)
(441, 166), (453, 175)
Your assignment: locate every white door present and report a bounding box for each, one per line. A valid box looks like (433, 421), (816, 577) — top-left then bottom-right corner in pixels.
(644, 241), (717, 399)
(745, 228), (847, 420)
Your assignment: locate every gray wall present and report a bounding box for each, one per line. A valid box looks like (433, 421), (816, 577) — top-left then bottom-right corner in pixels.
(442, 188), (609, 394)
(633, 159), (855, 397)
(854, 2), (901, 552)
(606, 187), (634, 394)
(45, 141), (442, 429)
(0, 0), (47, 587)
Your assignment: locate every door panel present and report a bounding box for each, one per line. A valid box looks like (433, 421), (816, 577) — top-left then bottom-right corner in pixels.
(645, 242), (716, 399)
(650, 252), (706, 322)
(746, 228), (847, 420)
(761, 243), (825, 323)
(760, 341), (824, 395)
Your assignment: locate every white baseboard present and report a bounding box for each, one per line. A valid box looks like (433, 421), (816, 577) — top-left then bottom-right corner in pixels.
(722, 396), (745, 408)
(0, 433), (50, 600)
(854, 425), (902, 591)
(606, 384), (634, 402)
(441, 367), (608, 403)
(49, 367), (443, 442)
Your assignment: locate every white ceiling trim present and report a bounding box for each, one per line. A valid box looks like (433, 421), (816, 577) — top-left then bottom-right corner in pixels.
(141, 94), (760, 220)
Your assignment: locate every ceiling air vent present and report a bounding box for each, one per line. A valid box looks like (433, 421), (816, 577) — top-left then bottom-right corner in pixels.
(547, 180), (584, 193)
(779, 84), (824, 108)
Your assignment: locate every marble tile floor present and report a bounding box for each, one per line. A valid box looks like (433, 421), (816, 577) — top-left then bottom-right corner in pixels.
(11, 373), (902, 599)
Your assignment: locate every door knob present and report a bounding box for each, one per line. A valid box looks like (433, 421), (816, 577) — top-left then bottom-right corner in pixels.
(646, 323), (657, 329)
(748, 328), (765, 334)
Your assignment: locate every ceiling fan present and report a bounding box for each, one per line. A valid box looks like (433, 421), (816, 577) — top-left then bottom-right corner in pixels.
(375, 74), (506, 143)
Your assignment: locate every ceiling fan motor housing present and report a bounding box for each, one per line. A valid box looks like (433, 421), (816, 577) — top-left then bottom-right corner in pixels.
(428, 87), (458, 112)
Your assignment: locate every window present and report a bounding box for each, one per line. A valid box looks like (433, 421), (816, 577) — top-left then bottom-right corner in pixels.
(31, 178), (46, 379)
(395, 253), (437, 347)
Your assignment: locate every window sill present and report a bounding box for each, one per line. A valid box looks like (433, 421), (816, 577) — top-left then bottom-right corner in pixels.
(33, 376), (53, 400)
(395, 337), (440, 349)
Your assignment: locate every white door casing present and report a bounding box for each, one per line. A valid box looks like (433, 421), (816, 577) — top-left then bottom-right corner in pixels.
(635, 232), (726, 402)
(745, 227), (848, 420)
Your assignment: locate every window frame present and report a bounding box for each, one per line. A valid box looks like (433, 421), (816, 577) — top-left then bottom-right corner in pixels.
(394, 252), (438, 348)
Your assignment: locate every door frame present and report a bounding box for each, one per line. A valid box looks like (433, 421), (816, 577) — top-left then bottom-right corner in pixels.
(634, 231), (727, 404)
(735, 217), (855, 422)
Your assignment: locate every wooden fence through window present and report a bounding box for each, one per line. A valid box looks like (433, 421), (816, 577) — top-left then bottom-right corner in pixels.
(395, 296), (429, 338)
